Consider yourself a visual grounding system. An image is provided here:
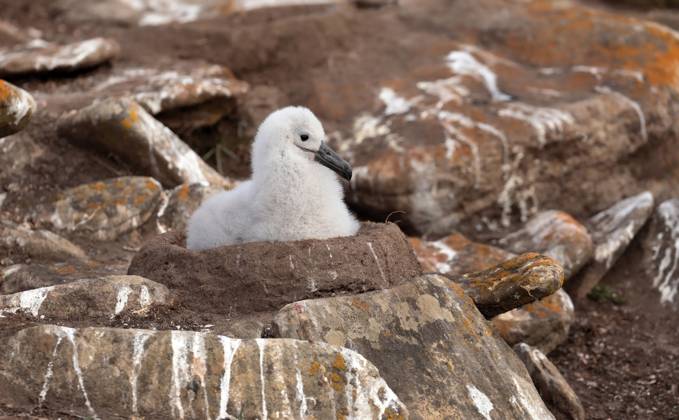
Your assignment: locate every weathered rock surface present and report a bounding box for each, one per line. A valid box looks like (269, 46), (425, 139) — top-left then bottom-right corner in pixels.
(93, 65), (249, 115)
(642, 198), (679, 309)
(312, 0), (679, 236)
(40, 177), (163, 241)
(0, 222), (87, 262)
(409, 232), (568, 343)
(58, 98), (230, 188)
(515, 343), (585, 420)
(493, 289), (575, 354)
(409, 232), (514, 277)
(157, 182), (223, 234)
(128, 222), (423, 316)
(0, 38), (119, 77)
(273, 274), (555, 419)
(498, 210), (594, 279)
(0, 80), (35, 138)
(567, 192), (654, 300)
(0, 325), (408, 419)
(0, 132), (44, 181)
(0, 276), (171, 320)
(53, 0), (341, 26)
(456, 253), (564, 318)
(1, 262), (128, 295)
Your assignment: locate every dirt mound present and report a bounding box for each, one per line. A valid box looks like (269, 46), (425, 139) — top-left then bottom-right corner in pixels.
(128, 222), (422, 315)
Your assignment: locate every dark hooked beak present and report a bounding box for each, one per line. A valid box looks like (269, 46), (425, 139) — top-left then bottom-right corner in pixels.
(315, 141), (352, 181)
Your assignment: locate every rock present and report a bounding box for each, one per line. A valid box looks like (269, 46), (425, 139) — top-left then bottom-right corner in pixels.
(641, 198), (679, 308)
(128, 222), (423, 316)
(409, 232), (515, 276)
(41, 177), (164, 241)
(0, 38), (119, 77)
(92, 65), (249, 115)
(0, 276), (171, 320)
(238, 85), (287, 140)
(157, 182), (223, 234)
(0, 325), (408, 419)
(0, 80), (35, 138)
(53, 0), (341, 26)
(298, 0), (679, 236)
(567, 191), (654, 300)
(0, 132), (44, 180)
(514, 343), (586, 420)
(498, 210), (594, 279)
(492, 289), (575, 354)
(0, 222), (87, 262)
(353, 0), (397, 8)
(455, 253), (564, 318)
(273, 274), (555, 419)
(1, 262), (128, 295)
(57, 98), (230, 188)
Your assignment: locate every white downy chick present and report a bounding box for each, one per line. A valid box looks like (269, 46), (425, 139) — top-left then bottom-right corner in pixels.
(186, 106), (359, 250)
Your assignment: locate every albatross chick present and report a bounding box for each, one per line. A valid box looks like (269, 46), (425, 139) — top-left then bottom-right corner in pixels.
(186, 106), (359, 250)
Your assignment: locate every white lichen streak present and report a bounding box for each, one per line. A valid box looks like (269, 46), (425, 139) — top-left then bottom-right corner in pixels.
(429, 240), (458, 274)
(595, 86), (647, 142)
(498, 103), (574, 147)
(256, 339), (269, 420)
(131, 330), (152, 415)
(367, 242), (388, 286)
(652, 201), (679, 304)
(509, 373), (555, 419)
(139, 285), (151, 308)
(61, 327), (99, 419)
(113, 285), (133, 318)
(379, 87), (413, 116)
(292, 349), (308, 418)
(1, 286), (53, 317)
(466, 385), (494, 420)
(38, 335), (64, 406)
(339, 347), (402, 418)
(592, 192), (653, 268)
(446, 51), (511, 102)
(170, 331), (190, 419)
(218, 336), (241, 420)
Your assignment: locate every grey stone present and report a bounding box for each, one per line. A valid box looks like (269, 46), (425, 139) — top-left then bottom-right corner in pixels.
(0, 325), (408, 419)
(273, 274), (555, 419)
(514, 343), (585, 420)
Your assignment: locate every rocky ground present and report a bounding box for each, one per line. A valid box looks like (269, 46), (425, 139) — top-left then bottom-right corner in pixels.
(1, 0), (679, 419)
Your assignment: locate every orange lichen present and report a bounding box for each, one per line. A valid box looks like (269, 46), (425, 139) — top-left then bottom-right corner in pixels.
(177, 184), (191, 201)
(332, 354), (347, 371)
(121, 104), (139, 129)
(0, 80), (11, 101)
(350, 297), (371, 313)
(91, 182), (106, 192)
(330, 371), (345, 392)
(145, 180), (159, 191)
(309, 360), (321, 376)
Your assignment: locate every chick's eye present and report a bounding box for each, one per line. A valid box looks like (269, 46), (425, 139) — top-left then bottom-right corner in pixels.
(300, 134), (309, 141)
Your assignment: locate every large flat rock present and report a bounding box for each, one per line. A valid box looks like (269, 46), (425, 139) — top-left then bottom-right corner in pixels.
(0, 275), (171, 320)
(283, 0), (679, 235)
(0, 38), (119, 77)
(567, 191), (654, 300)
(128, 222), (423, 316)
(0, 325), (407, 419)
(39, 177), (164, 242)
(58, 98), (230, 188)
(273, 274), (555, 419)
